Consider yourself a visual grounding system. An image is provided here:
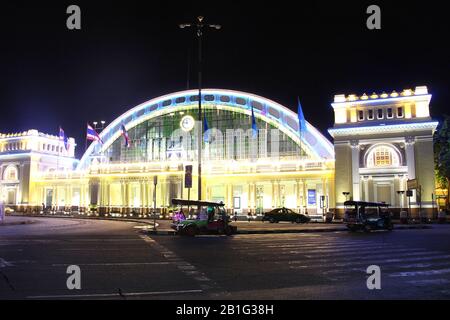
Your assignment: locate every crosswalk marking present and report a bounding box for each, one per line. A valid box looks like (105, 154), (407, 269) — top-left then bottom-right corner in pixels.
(229, 234), (450, 290)
(390, 268), (450, 277)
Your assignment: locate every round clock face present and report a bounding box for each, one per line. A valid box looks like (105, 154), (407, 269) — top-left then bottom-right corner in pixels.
(180, 115), (195, 132)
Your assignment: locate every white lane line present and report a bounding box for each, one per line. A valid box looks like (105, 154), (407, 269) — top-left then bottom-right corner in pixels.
(303, 249), (433, 259)
(286, 251), (442, 267)
(56, 248), (149, 251)
(231, 242), (378, 250)
(300, 246), (418, 255)
(231, 243), (378, 251)
(234, 240), (388, 249)
(395, 261), (450, 269)
(51, 262), (172, 267)
(253, 244), (405, 253)
(287, 254), (450, 269)
(27, 289), (203, 299)
(384, 254), (450, 263)
(242, 247), (425, 257)
(406, 279), (450, 286)
(0, 258), (14, 268)
(389, 268), (450, 277)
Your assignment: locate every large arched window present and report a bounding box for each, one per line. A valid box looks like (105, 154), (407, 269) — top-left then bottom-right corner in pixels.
(3, 165), (18, 181)
(366, 145), (400, 168)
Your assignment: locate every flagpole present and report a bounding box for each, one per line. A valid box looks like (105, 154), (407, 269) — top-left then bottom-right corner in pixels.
(57, 126), (60, 172)
(85, 123), (88, 153)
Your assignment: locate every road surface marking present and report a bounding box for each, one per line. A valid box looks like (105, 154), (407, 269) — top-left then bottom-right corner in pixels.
(407, 279), (450, 286)
(27, 289), (203, 299)
(389, 267), (450, 277)
(51, 262), (172, 267)
(0, 258), (13, 268)
(139, 235), (225, 294)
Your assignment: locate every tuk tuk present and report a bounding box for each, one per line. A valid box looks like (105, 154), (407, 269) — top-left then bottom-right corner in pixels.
(343, 201), (393, 232)
(170, 199), (237, 236)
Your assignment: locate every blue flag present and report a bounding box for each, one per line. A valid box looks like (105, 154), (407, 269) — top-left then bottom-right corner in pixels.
(297, 98), (306, 139)
(251, 104), (257, 138)
(59, 126), (69, 151)
(203, 112), (210, 143)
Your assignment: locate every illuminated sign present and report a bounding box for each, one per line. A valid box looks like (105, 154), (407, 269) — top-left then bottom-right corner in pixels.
(307, 189), (316, 205)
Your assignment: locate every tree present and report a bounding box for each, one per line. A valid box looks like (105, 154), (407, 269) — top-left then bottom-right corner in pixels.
(434, 115), (450, 209)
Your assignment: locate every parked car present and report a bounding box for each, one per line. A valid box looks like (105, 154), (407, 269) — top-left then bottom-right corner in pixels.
(343, 201), (393, 232)
(262, 207), (310, 223)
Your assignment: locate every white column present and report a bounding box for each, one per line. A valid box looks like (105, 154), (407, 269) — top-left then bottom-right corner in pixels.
(350, 140), (360, 201)
(405, 136), (416, 180)
(405, 136), (417, 204)
(364, 177), (369, 202)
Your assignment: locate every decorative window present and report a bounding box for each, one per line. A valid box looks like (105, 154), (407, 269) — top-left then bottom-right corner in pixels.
(220, 95), (230, 103)
(175, 97), (185, 104)
(367, 109), (374, 120)
(366, 145), (400, 168)
(235, 97), (247, 105)
(397, 107), (404, 118)
(374, 148), (392, 166)
(358, 110), (364, 121)
(3, 166), (18, 181)
(387, 108), (393, 118)
(377, 109), (383, 119)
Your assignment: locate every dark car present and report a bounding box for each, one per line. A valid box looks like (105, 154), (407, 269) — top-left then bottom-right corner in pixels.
(262, 207), (310, 223)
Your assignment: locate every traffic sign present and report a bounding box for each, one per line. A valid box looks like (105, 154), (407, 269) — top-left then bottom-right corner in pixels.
(407, 179), (418, 190)
(185, 165), (193, 189)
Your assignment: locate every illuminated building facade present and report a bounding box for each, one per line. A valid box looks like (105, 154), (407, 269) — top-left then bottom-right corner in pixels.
(0, 130), (77, 210)
(33, 89), (335, 217)
(2, 87), (437, 218)
(329, 86), (438, 217)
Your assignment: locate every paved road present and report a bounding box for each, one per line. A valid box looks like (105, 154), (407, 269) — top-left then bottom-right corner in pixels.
(1, 217), (450, 299)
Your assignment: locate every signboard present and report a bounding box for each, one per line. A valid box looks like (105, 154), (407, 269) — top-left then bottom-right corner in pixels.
(407, 179), (418, 190)
(307, 189), (317, 205)
(185, 165), (193, 189)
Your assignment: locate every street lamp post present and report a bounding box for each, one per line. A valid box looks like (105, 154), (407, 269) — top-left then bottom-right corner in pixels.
(179, 16), (221, 205)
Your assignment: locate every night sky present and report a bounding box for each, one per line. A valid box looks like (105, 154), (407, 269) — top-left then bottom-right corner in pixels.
(1, 1), (448, 158)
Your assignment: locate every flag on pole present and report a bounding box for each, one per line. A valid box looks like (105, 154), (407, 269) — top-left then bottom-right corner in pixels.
(86, 123), (103, 144)
(297, 97), (306, 139)
(59, 126), (69, 151)
(251, 104), (257, 138)
(120, 124), (130, 148)
(203, 112), (210, 143)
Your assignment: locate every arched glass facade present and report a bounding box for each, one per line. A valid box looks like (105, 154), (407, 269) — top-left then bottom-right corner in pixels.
(103, 108), (306, 164)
